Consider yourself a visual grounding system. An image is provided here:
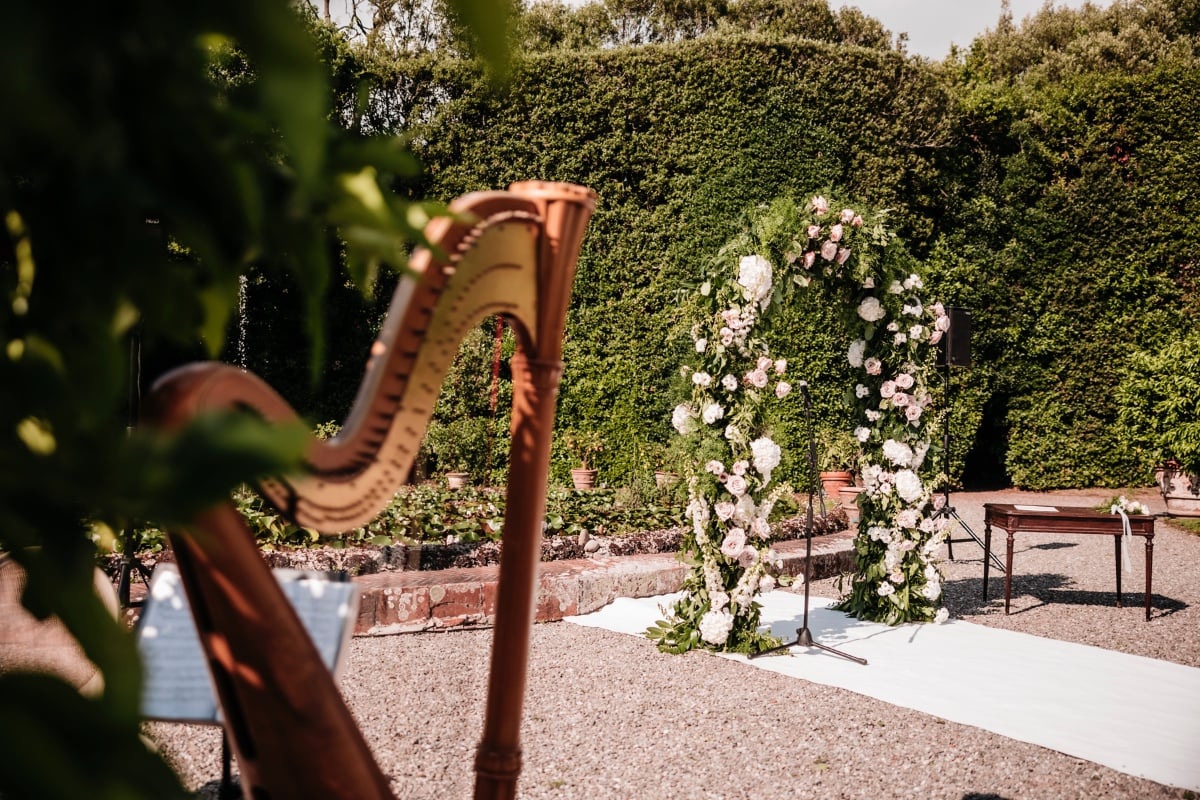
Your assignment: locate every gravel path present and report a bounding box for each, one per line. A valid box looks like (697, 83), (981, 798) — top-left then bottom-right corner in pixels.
(150, 488), (1200, 799)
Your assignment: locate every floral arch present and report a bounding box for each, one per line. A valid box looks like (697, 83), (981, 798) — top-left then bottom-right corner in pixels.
(648, 194), (953, 654)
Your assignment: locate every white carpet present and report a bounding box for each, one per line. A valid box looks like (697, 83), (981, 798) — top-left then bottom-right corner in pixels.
(565, 591), (1200, 792)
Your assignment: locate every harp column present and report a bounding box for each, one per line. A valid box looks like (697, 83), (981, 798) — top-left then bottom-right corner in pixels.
(472, 182), (595, 800)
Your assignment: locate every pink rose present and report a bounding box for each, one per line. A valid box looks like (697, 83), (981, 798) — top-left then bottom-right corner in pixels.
(806, 224), (820, 239)
(775, 381), (792, 398)
(929, 330), (944, 345)
(906, 404), (923, 422)
(864, 357), (882, 375)
(836, 247), (851, 265)
(840, 208), (855, 223)
(829, 223), (844, 243)
(811, 195), (829, 214)
(774, 358), (787, 374)
(737, 546), (758, 567)
(714, 501), (736, 521)
(852, 214), (864, 227)
(820, 240), (838, 260)
(894, 373), (915, 389)
(720, 327), (734, 346)
(757, 356), (773, 371)
(803, 251), (816, 269)
(880, 380), (897, 398)
(892, 391), (910, 407)
(746, 369), (769, 388)
(720, 527), (747, 558)
(725, 474), (748, 497)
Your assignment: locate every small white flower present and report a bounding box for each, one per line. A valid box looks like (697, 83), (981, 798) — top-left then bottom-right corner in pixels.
(699, 281), (712, 296)
(934, 607), (950, 624)
(888, 280), (904, 295)
(705, 460), (725, 475)
(854, 426), (871, 443)
(692, 372), (712, 387)
(721, 374), (739, 392)
(695, 337), (707, 353)
(877, 583), (896, 597)
(855, 384), (870, 398)
(774, 359), (787, 374)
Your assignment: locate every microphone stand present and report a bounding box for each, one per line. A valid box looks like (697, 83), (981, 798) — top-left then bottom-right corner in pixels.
(750, 382), (866, 665)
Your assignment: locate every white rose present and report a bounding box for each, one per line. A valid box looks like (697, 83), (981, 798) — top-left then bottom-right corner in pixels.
(671, 404), (698, 435)
(701, 402), (725, 425)
(857, 296), (887, 323)
(692, 371), (712, 387)
(854, 426), (871, 443)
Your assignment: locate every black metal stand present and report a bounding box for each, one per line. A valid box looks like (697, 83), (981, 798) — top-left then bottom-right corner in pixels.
(219, 733), (239, 798)
(112, 530), (155, 608)
(937, 363), (1004, 573)
(749, 383), (866, 666)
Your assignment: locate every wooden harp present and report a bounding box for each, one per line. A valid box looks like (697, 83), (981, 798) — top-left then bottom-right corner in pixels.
(146, 181), (596, 800)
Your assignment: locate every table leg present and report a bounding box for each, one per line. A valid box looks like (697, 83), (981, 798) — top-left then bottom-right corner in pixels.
(1005, 531), (1014, 615)
(1145, 535), (1154, 622)
(982, 520), (991, 601)
(1114, 534), (1123, 608)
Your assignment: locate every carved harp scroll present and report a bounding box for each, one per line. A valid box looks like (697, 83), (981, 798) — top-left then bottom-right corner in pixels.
(146, 181), (596, 800)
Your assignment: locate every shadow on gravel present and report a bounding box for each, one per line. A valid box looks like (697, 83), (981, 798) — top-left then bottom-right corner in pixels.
(945, 574), (1187, 618)
(963, 794), (1013, 800)
(1028, 541), (1079, 550)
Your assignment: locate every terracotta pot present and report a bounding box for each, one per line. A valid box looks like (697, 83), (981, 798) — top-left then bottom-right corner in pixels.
(838, 485), (865, 524)
(819, 470), (853, 499)
(654, 470), (680, 489)
(1155, 464), (1200, 516)
(445, 471), (470, 490)
(571, 468), (598, 491)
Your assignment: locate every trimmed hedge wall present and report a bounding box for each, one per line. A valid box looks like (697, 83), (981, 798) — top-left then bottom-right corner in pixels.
(251, 22), (1199, 491)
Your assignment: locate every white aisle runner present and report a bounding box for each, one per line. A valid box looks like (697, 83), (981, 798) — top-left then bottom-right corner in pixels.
(565, 591), (1200, 792)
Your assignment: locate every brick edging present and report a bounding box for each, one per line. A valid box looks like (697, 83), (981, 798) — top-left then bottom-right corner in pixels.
(353, 531), (856, 635)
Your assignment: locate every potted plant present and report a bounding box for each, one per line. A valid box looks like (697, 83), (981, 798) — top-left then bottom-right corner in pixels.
(817, 427), (860, 500)
(1116, 332), (1200, 515)
(644, 441), (681, 489)
(423, 417), (488, 490)
(561, 429), (603, 490)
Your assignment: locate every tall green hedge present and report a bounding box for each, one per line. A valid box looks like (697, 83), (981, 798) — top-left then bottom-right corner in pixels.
(270, 9), (1199, 491)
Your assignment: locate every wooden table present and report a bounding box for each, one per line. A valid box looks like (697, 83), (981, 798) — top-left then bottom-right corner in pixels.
(983, 503), (1156, 620)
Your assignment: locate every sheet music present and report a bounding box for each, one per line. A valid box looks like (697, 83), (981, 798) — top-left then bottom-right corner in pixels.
(136, 564), (360, 724)
(1014, 505), (1060, 512)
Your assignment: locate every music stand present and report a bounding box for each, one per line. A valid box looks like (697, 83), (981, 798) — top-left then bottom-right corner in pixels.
(749, 382), (867, 665)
